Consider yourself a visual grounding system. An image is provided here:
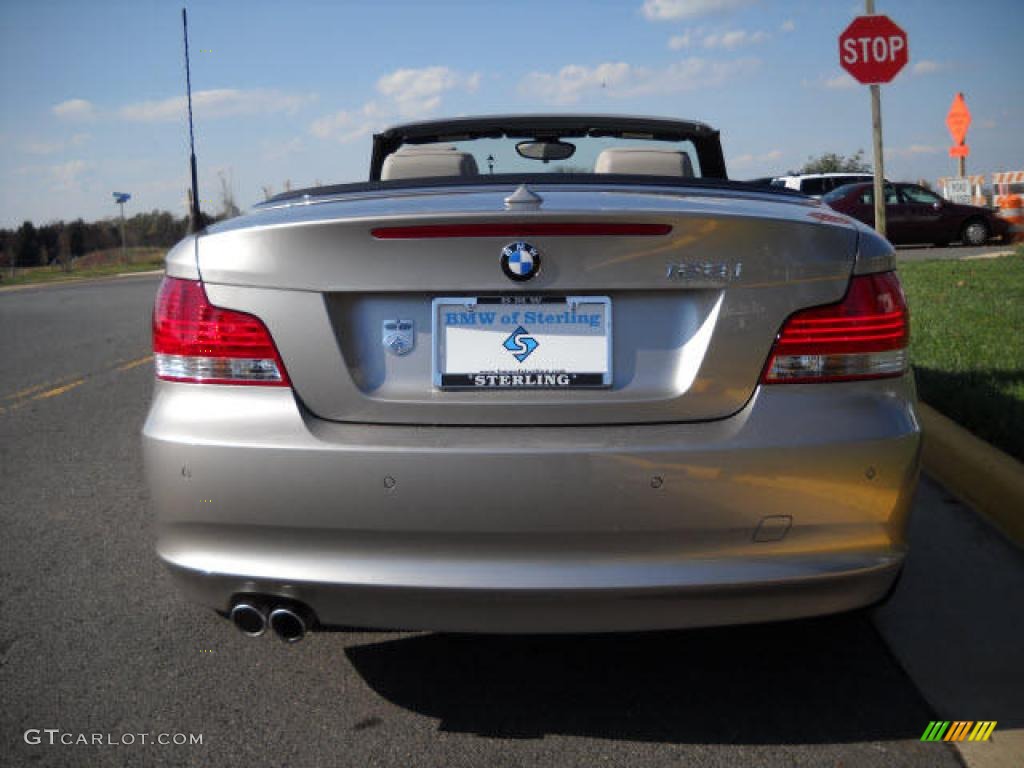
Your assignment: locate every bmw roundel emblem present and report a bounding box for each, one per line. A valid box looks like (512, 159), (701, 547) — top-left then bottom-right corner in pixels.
(500, 241), (541, 282)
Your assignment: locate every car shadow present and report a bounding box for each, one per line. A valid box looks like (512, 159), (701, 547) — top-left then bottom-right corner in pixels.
(342, 612), (937, 744)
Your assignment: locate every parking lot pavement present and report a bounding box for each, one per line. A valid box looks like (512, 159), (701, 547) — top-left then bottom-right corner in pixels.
(1, 276), (1016, 767)
(875, 475), (1024, 766)
(895, 243), (1015, 262)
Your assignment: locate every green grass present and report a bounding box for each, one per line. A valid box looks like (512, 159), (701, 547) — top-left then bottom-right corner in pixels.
(0, 247), (164, 287)
(898, 248), (1024, 461)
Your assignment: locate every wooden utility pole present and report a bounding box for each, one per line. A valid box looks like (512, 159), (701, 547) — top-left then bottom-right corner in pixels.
(866, 0), (886, 237)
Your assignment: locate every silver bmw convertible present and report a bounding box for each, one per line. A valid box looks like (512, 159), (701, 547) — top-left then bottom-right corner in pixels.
(143, 115), (920, 642)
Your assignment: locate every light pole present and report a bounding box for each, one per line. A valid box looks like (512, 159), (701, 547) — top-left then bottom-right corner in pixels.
(113, 192), (131, 265)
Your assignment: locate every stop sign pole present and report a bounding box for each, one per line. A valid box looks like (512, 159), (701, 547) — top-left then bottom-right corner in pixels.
(870, 57), (886, 238)
(839, 1), (909, 237)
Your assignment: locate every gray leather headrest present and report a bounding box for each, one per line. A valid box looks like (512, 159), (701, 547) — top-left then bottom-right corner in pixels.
(594, 148), (694, 177)
(381, 146), (479, 180)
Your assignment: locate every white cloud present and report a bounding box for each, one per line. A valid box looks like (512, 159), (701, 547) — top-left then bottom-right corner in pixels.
(310, 101), (385, 144)
(703, 29), (767, 49)
(20, 133), (90, 156)
(376, 66), (480, 118)
(118, 89), (316, 122)
(811, 73), (860, 91)
(51, 159), (90, 191)
(519, 57), (759, 105)
(309, 66), (481, 143)
(888, 144), (941, 157)
(730, 148), (783, 169)
(642, 0), (757, 21)
(912, 60), (944, 76)
(52, 99), (96, 121)
(668, 31), (694, 50)
(22, 139), (64, 155)
(824, 73), (856, 90)
(780, 19), (795, 32)
(261, 136), (306, 162)
(670, 26), (768, 52)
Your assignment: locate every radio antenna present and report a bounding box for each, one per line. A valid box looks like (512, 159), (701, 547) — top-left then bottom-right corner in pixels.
(182, 8), (202, 232)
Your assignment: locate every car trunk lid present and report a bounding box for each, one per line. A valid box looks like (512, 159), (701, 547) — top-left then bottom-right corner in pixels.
(197, 184), (858, 425)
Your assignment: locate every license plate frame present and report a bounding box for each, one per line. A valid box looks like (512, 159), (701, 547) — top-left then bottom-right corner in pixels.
(431, 296), (612, 390)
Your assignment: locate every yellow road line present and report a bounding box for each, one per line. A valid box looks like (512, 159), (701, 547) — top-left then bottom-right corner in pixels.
(3, 377), (73, 401)
(117, 354), (154, 371)
(3, 352), (153, 416)
(31, 379), (86, 400)
(1, 376), (81, 413)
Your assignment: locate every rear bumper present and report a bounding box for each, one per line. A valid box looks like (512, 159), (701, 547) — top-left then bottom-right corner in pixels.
(143, 376), (920, 633)
(163, 550), (904, 633)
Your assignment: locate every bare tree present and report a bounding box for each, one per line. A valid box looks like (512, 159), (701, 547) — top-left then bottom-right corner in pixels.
(57, 228), (73, 273)
(218, 170), (241, 219)
(800, 150), (871, 174)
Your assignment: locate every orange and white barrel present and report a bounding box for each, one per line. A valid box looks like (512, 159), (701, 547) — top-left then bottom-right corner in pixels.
(992, 171), (1024, 208)
(997, 193), (1024, 243)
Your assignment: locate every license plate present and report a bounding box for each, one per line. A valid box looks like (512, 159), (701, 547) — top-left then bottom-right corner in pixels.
(432, 296), (612, 389)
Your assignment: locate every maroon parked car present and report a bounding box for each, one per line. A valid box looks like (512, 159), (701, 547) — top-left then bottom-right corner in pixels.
(823, 182), (1008, 246)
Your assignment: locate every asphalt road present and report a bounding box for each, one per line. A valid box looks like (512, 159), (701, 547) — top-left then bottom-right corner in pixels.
(0, 274), (1011, 767)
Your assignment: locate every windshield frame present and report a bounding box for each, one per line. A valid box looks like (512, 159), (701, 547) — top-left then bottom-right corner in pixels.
(369, 114), (727, 182)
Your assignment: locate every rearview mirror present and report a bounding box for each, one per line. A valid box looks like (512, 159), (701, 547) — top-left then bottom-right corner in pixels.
(516, 140), (576, 163)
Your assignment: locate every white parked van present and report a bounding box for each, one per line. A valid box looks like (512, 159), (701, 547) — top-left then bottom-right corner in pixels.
(771, 173), (876, 198)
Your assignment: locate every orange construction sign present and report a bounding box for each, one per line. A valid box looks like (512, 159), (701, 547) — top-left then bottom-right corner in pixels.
(946, 93), (971, 146)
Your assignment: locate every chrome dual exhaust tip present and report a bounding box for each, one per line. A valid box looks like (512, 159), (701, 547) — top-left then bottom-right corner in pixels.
(229, 599), (311, 643)
(229, 602), (268, 637)
(268, 607), (308, 643)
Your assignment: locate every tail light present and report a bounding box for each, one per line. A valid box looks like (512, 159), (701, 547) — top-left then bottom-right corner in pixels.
(762, 271), (908, 384)
(152, 277), (290, 386)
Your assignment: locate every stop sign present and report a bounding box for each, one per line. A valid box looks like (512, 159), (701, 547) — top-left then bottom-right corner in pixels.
(839, 15), (909, 85)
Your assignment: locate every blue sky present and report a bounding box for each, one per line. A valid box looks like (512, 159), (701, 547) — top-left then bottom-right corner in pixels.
(2, 0), (1022, 227)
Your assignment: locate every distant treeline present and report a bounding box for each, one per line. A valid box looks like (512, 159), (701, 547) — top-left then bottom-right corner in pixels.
(0, 210), (199, 269)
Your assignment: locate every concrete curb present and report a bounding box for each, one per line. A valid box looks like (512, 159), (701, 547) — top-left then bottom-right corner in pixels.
(960, 248), (1015, 261)
(919, 402), (1024, 546)
(0, 269), (163, 293)
(956, 728), (1024, 768)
